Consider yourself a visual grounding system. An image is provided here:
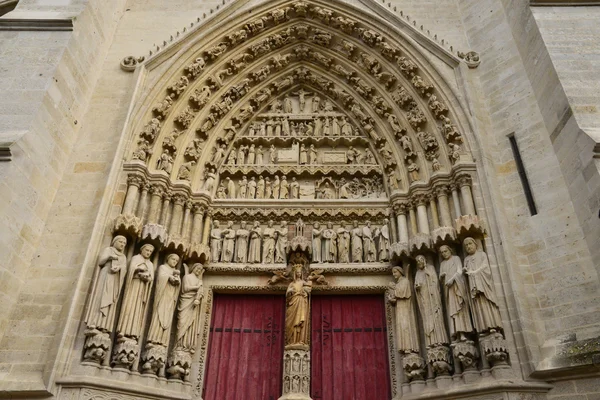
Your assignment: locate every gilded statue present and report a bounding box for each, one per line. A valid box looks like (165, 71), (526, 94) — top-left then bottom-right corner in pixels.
(285, 264), (312, 347)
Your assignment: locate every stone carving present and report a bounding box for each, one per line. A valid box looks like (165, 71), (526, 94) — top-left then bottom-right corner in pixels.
(83, 236), (128, 364)
(388, 168), (400, 191)
(168, 263), (204, 381)
(387, 266), (421, 357)
(285, 264), (311, 347)
(203, 168), (216, 191)
(458, 51), (481, 69)
(362, 221), (377, 262)
(184, 138), (204, 161)
(120, 55), (145, 72)
(321, 222), (337, 263)
(407, 102), (427, 128)
(416, 128), (440, 161)
(142, 254), (181, 376)
(156, 149), (174, 174)
(414, 255), (449, 347)
(351, 221), (363, 263)
(439, 245), (474, 341)
(235, 222), (250, 263)
(132, 139), (153, 162)
(262, 220), (276, 264)
(209, 220), (223, 262)
(168, 76), (189, 98)
(375, 220), (390, 261)
(463, 238), (503, 333)
(113, 244), (155, 369)
(153, 96), (173, 119)
(311, 222), (322, 263)
(248, 221), (262, 263)
(282, 350), (311, 399)
(140, 118), (161, 143)
(221, 221), (236, 262)
(177, 160), (195, 181)
(185, 57), (206, 79)
(275, 221), (289, 264)
(407, 159), (420, 182)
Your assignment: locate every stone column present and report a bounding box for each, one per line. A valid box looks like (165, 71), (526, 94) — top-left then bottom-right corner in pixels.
(147, 185), (165, 225)
(137, 183), (151, 224)
(458, 175), (476, 216)
(190, 205), (205, 244)
(415, 196), (430, 235)
(435, 186), (453, 227)
(169, 194), (187, 237)
(122, 174), (144, 215)
(428, 195), (440, 230)
(159, 191), (173, 227)
(396, 206), (409, 244)
(202, 212), (212, 246)
(408, 205), (418, 237)
(450, 184), (461, 219)
(182, 200), (194, 244)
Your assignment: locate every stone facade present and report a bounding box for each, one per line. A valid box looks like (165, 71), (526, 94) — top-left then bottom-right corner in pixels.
(0, 0), (599, 399)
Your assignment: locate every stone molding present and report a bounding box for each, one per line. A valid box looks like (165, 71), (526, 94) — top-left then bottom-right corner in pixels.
(0, 18), (73, 31)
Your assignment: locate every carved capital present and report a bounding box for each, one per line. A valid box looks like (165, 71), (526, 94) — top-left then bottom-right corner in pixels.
(167, 349), (193, 381)
(150, 184), (165, 197)
(433, 184), (450, 197)
(452, 340), (478, 371)
(113, 214), (142, 237)
(402, 352), (426, 381)
(142, 343), (168, 376)
(427, 344), (452, 377)
(455, 215), (484, 238)
(172, 193), (187, 206)
(112, 336), (139, 369)
(127, 173), (145, 188)
(456, 174), (473, 188)
(82, 329), (111, 364)
(480, 331), (509, 367)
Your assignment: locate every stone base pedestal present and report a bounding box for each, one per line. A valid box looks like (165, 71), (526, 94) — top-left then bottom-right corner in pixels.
(112, 336), (139, 369)
(280, 348), (311, 400)
(83, 329), (111, 364)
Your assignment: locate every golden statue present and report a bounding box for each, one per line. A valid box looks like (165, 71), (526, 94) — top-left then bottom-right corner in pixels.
(285, 264), (312, 348)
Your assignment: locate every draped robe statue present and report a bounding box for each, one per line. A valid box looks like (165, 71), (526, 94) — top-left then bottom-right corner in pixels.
(116, 244), (155, 339)
(220, 221), (236, 262)
(234, 222), (249, 263)
(387, 267), (420, 354)
(248, 222), (262, 263)
(262, 221), (276, 264)
(351, 222), (363, 262)
(174, 264), (204, 352)
(312, 223), (323, 263)
(322, 223), (337, 263)
(275, 222), (288, 264)
(210, 221), (223, 263)
(376, 221), (390, 262)
(463, 238), (503, 333)
(337, 225), (350, 263)
(146, 254), (181, 346)
(285, 265), (311, 347)
(414, 255), (449, 346)
(85, 235), (127, 333)
(362, 222), (376, 262)
(439, 245), (474, 340)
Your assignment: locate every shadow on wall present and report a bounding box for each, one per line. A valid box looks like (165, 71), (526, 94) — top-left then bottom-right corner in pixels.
(0, 0), (18, 17)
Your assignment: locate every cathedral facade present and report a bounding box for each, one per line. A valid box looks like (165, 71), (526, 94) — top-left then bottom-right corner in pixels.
(1, 0), (600, 399)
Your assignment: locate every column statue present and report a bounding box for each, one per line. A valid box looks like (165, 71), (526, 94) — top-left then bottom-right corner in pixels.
(337, 224), (350, 263)
(439, 245), (473, 341)
(262, 220), (276, 264)
(220, 221), (236, 263)
(248, 221), (262, 263)
(322, 222), (337, 263)
(414, 255), (449, 347)
(376, 219), (390, 262)
(209, 220), (223, 262)
(275, 221), (289, 264)
(351, 221), (363, 262)
(362, 221), (376, 262)
(387, 266), (420, 354)
(234, 221), (249, 263)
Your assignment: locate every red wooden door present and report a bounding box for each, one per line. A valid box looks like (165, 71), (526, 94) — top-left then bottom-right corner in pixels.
(203, 294), (285, 400)
(311, 295), (391, 400)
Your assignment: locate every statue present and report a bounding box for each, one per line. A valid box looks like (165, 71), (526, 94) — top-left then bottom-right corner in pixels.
(248, 221), (262, 263)
(273, 175), (281, 199)
(265, 177), (273, 199)
(247, 144), (256, 164)
(463, 238), (503, 333)
(157, 149), (174, 174)
(290, 177), (300, 199)
(285, 264), (311, 346)
(300, 144), (308, 165)
(234, 222), (250, 263)
(414, 255), (449, 347)
(312, 95), (320, 112)
(257, 175), (265, 199)
(275, 221), (288, 263)
(226, 149), (237, 165)
(312, 222), (323, 263)
(239, 176), (248, 198)
(270, 145), (277, 164)
(322, 222), (337, 263)
(439, 245), (474, 341)
(248, 176), (257, 199)
(337, 224), (350, 263)
(362, 221), (377, 262)
(309, 145), (318, 164)
(210, 220), (223, 262)
(211, 144), (226, 165)
(387, 267), (420, 354)
(177, 160), (195, 181)
(173, 263), (204, 351)
(237, 145), (246, 164)
(280, 175), (290, 199)
(256, 145), (264, 165)
(283, 96), (293, 113)
(215, 184), (226, 199)
(203, 168), (216, 191)
(351, 221), (363, 262)
(225, 177), (235, 198)
(375, 219), (390, 261)
(364, 149), (376, 165)
(407, 160), (420, 182)
(221, 221), (236, 262)
(262, 220), (276, 264)
(388, 169), (400, 191)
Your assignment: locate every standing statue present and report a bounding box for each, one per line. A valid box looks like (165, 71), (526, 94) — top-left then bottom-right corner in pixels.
(226, 177), (236, 198)
(414, 255), (449, 347)
(351, 221), (363, 262)
(463, 238), (503, 333)
(221, 221), (236, 262)
(322, 222), (337, 263)
(210, 220), (223, 262)
(285, 264), (312, 346)
(336, 224), (350, 263)
(203, 168), (216, 191)
(248, 221), (262, 263)
(309, 145), (318, 164)
(362, 221), (377, 262)
(275, 221), (289, 264)
(265, 177), (273, 199)
(439, 245), (473, 341)
(239, 176), (248, 198)
(387, 266), (420, 354)
(173, 263), (204, 351)
(83, 235), (128, 363)
(248, 176), (257, 199)
(280, 175), (290, 199)
(247, 144), (256, 164)
(273, 175), (281, 199)
(300, 144), (308, 165)
(256, 145), (264, 165)
(290, 177), (300, 199)
(312, 222), (323, 263)
(262, 220), (276, 264)
(237, 145), (246, 164)
(375, 219), (391, 261)
(257, 175), (265, 199)
(270, 144), (277, 164)
(234, 222), (250, 263)
(113, 244), (155, 368)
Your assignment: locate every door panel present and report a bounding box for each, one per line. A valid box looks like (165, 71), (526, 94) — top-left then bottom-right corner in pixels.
(203, 294), (285, 400)
(311, 295), (391, 400)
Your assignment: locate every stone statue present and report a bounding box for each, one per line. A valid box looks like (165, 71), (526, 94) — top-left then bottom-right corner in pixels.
(262, 220), (276, 264)
(145, 253), (181, 347)
(407, 160), (420, 182)
(341, 118), (353, 136)
(273, 175), (281, 199)
(364, 149), (376, 165)
(225, 177), (235, 198)
(203, 168), (216, 191)
(414, 255), (449, 347)
(388, 169), (400, 191)
(439, 245), (474, 341)
(85, 235), (128, 334)
(226, 149), (237, 165)
(312, 222), (323, 263)
(256, 145), (264, 165)
(157, 149), (174, 174)
(290, 177), (300, 199)
(337, 224), (350, 263)
(351, 221), (363, 262)
(300, 144), (308, 165)
(270, 145), (277, 164)
(221, 221), (236, 262)
(211, 144), (226, 165)
(376, 219), (390, 261)
(216, 184), (227, 199)
(312, 95), (320, 113)
(247, 144), (256, 164)
(235, 222), (249, 263)
(285, 264), (311, 346)
(283, 96), (293, 113)
(237, 145), (246, 164)
(248, 221), (262, 263)
(309, 145), (317, 164)
(280, 175), (290, 199)
(362, 221), (377, 262)
(275, 221), (288, 264)
(177, 161), (195, 181)
(257, 175), (265, 199)
(387, 267), (420, 354)
(248, 176), (257, 199)
(210, 220), (223, 262)
(239, 176), (248, 198)
(322, 222), (337, 263)
(174, 263), (204, 352)
(463, 238), (503, 333)
(265, 177), (273, 199)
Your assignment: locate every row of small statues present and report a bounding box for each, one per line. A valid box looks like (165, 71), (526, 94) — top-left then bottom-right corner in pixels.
(210, 220), (391, 263)
(215, 176), (301, 199)
(267, 91), (338, 115)
(243, 115), (357, 137)
(83, 237), (205, 379)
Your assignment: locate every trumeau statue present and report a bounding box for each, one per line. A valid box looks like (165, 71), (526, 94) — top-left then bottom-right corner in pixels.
(210, 220), (223, 263)
(263, 220), (276, 264)
(116, 243), (155, 340)
(337, 224), (350, 263)
(146, 253), (181, 347)
(248, 221), (262, 263)
(285, 264), (311, 347)
(439, 245), (474, 341)
(235, 221), (250, 263)
(414, 255), (449, 347)
(221, 221), (236, 263)
(463, 237), (503, 333)
(85, 235), (128, 335)
(387, 266), (420, 354)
